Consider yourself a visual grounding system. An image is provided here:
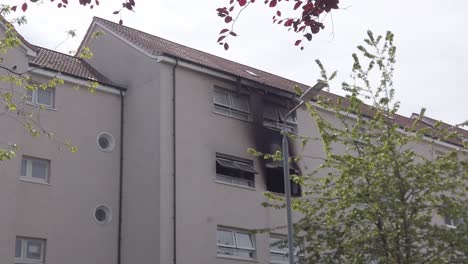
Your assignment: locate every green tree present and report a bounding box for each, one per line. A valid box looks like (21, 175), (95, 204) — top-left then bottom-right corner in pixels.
(258, 31), (467, 263)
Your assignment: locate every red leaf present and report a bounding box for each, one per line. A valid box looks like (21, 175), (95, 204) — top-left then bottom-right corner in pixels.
(284, 19), (293, 27)
(96, 0), (100, 5)
(119, 19), (123, 25)
(293, 1), (302, 10)
(62, 0), (68, 4)
(229, 6), (234, 12)
(269, 0), (277, 8)
(230, 0), (234, 4)
(304, 33), (312, 41)
(57, 3), (62, 8)
(21, 3), (27, 12)
(224, 43), (229, 50)
(294, 39), (302, 46)
(230, 31), (237, 36)
(251, 0), (255, 2)
(219, 29), (229, 34)
(11, 6), (17, 11)
(276, 10), (281, 16)
(217, 36), (226, 43)
(224, 16), (233, 23)
(113, 10), (120, 14)
(238, 0), (247, 6)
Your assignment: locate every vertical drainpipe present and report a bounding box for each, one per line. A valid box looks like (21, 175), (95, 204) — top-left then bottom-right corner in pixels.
(172, 58), (179, 264)
(117, 88), (124, 264)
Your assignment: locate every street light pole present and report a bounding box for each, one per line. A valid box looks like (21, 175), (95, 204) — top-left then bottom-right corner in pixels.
(281, 81), (326, 264)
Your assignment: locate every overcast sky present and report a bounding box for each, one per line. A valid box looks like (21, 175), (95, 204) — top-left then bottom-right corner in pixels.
(6, 0), (467, 125)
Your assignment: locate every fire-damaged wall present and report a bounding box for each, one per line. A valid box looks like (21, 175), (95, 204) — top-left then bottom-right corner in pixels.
(250, 88), (302, 197)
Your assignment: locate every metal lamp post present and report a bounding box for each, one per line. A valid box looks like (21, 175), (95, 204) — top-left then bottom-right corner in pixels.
(282, 81), (327, 264)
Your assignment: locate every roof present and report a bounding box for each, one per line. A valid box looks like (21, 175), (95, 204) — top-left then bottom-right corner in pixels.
(92, 16), (308, 93)
(88, 17), (467, 147)
(30, 47), (119, 89)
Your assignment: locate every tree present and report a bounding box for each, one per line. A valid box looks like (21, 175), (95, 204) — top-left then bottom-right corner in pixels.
(216, 0), (340, 50)
(254, 31), (468, 263)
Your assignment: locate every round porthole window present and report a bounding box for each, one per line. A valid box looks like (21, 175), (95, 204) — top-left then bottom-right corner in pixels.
(97, 132), (115, 152)
(94, 205), (112, 224)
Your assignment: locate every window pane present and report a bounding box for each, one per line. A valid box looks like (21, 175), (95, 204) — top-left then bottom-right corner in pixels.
(37, 88), (53, 107)
(264, 104), (279, 121)
(26, 89), (33, 102)
(26, 240), (42, 260)
(15, 239), (22, 258)
(217, 230), (235, 247)
(21, 159), (28, 177)
(236, 248), (254, 259)
(235, 162), (257, 174)
(217, 247), (235, 256)
(278, 107), (297, 123)
(216, 158), (240, 170)
(270, 237), (287, 254)
(235, 232), (253, 249)
(230, 111), (250, 120)
(213, 89), (230, 106)
(444, 215), (453, 226)
(231, 94), (249, 112)
(31, 159), (48, 180)
(214, 105), (231, 116)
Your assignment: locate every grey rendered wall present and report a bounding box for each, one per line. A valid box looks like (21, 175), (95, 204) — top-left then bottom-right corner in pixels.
(84, 24), (163, 264)
(0, 41), (121, 263)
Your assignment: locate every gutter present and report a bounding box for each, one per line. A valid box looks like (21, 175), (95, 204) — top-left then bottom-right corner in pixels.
(117, 88), (125, 264)
(172, 58), (179, 264)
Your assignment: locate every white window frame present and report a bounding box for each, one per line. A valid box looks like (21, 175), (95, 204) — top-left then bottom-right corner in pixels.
(444, 215), (463, 229)
(217, 228), (256, 260)
(269, 234), (303, 264)
(20, 156), (50, 184)
(15, 237), (46, 264)
(213, 87), (251, 121)
(215, 155), (257, 189)
(27, 87), (55, 109)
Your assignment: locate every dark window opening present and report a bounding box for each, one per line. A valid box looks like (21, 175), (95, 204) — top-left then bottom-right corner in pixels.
(265, 167), (302, 197)
(216, 157), (257, 188)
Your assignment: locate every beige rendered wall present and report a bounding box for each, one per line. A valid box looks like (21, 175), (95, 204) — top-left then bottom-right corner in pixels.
(84, 24), (164, 264)
(0, 44), (121, 263)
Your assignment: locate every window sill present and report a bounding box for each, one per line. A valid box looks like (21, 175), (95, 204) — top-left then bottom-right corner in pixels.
(25, 101), (57, 111)
(19, 178), (50, 186)
(217, 255), (258, 262)
(445, 224), (457, 229)
(214, 180), (256, 191)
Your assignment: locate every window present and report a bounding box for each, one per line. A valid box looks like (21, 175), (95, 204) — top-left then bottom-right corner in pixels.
(213, 87), (250, 120)
(265, 166), (302, 197)
(263, 102), (297, 131)
(94, 205), (112, 224)
(15, 237), (46, 264)
(269, 235), (303, 264)
(216, 155), (257, 188)
(27, 88), (55, 108)
(444, 215), (463, 228)
(217, 228), (256, 260)
(97, 132), (115, 152)
(20, 156), (50, 184)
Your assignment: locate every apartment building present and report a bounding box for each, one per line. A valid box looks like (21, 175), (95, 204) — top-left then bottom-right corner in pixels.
(0, 17), (466, 264)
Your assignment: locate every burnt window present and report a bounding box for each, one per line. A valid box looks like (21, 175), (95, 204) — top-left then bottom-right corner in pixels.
(265, 165), (302, 197)
(263, 102), (297, 131)
(216, 156), (257, 188)
(213, 87), (251, 121)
